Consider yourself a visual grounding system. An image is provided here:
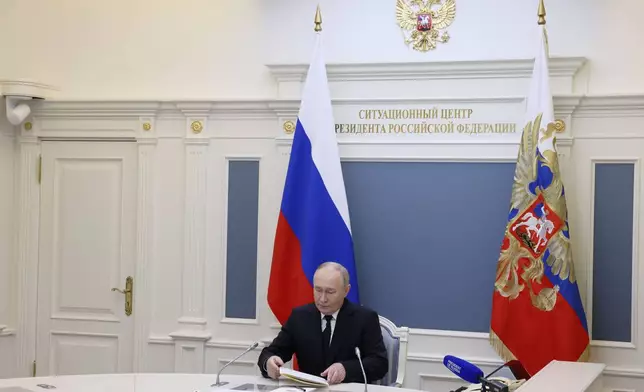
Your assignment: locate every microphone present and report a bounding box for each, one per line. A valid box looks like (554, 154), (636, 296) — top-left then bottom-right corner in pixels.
(443, 355), (509, 392)
(443, 355), (483, 384)
(354, 347), (368, 392)
(212, 341), (259, 387)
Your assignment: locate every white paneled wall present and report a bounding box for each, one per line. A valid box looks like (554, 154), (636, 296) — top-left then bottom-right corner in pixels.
(0, 56), (643, 392)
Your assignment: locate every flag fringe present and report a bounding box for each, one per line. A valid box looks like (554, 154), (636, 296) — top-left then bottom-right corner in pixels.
(489, 329), (517, 363)
(577, 344), (590, 362)
(490, 330), (592, 369)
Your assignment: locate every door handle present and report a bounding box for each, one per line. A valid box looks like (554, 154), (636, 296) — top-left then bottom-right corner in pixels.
(111, 276), (133, 316)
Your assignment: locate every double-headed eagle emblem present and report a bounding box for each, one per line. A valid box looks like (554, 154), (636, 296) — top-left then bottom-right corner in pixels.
(396, 0), (456, 52)
(494, 115), (575, 313)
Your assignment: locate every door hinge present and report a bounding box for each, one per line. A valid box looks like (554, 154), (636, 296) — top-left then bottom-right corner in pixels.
(32, 360), (36, 377)
(37, 155), (42, 184)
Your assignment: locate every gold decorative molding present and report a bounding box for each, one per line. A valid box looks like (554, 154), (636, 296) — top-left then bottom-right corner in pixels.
(23, 122), (32, 131)
(142, 122), (152, 131)
(283, 120), (295, 134)
(191, 120), (203, 134)
(554, 119), (566, 133)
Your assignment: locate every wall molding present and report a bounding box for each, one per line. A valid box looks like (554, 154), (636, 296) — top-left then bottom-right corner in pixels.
(0, 79), (59, 99)
(32, 101), (161, 117)
(418, 372), (461, 384)
(148, 336), (174, 346)
(575, 96), (644, 118)
(590, 340), (637, 350)
(148, 335), (263, 350)
(24, 95), (644, 120)
(265, 57), (588, 82)
(275, 137), (573, 148)
(220, 318), (259, 326)
(50, 331), (118, 338)
(168, 330), (212, 342)
(408, 353), (503, 367)
(216, 358), (255, 368)
(409, 328), (490, 339)
(604, 366), (644, 379)
(409, 328), (639, 351)
(206, 340), (264, 350)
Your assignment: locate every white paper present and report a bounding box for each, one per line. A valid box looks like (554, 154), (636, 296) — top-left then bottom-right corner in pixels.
(279, 368), (328, 387)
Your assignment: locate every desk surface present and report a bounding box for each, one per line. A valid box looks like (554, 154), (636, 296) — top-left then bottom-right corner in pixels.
(516, 360), (606, 392)
(0, 373), (420, 392)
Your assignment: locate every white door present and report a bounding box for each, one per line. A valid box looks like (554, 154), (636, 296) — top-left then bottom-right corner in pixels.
(36, 141), (138, 376)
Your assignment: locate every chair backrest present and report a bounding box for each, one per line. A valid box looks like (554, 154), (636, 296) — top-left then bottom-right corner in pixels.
(375, 315), (408, 387)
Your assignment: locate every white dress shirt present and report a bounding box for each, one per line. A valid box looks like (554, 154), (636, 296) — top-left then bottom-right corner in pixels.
(321, 309), (340, 344)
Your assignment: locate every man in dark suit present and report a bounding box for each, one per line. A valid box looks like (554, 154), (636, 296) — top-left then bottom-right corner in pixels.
(258, 262), (388, 385)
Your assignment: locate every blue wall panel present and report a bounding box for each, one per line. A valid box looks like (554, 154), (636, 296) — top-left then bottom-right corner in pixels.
(592, 163), (634, 342)
(342, 161), (515, 332)
(225, 160), (260, 319)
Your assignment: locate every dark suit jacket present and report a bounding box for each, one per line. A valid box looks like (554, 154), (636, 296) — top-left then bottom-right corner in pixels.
(258, 299), (388, 384)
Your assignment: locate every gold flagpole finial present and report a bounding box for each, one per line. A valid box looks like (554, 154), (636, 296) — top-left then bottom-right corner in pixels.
(538, 0), (546, 25)
(314, 5), (322, 32)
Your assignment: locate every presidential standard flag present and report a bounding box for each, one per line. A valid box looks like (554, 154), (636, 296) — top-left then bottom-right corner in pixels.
(489, 18), (590, 376)
(267, 27), (360, 326)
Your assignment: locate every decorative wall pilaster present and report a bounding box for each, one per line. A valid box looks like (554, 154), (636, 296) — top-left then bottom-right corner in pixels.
(171, 113), (212, 370)
(168, 330), (211, 373)
(133, 117), (157, 372)
(179, 136), (209, 328)
(177, 116), (210, 328)
(14, 135), (40, 377)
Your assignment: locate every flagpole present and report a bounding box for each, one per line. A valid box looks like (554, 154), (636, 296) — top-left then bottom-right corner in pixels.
(538, 0), (546, 25)
(536, 0), (561, 132)
(314, 4), (322, 32)
(537, 0), (551, 63)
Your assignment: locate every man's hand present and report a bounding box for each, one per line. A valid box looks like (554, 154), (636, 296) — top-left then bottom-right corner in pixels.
(266, 356), (284, 379)
(321, 363), (346, 385)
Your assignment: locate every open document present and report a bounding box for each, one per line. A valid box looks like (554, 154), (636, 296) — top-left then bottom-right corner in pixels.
(279, 368), (329, 387)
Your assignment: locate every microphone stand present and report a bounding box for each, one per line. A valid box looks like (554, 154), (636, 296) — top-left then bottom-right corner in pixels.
(212, 342), (259, 387)
(480, 376), (509, 392)
(354, 347), (368, 392)
(480, 362), (510, 392)
(484, 362), (507, 379)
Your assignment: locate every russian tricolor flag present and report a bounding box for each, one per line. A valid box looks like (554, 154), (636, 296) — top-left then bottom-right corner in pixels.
(267, 31), (359, 325)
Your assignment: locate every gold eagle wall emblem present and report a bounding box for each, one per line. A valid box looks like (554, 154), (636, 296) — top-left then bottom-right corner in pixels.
(396, 0), (456, 52)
